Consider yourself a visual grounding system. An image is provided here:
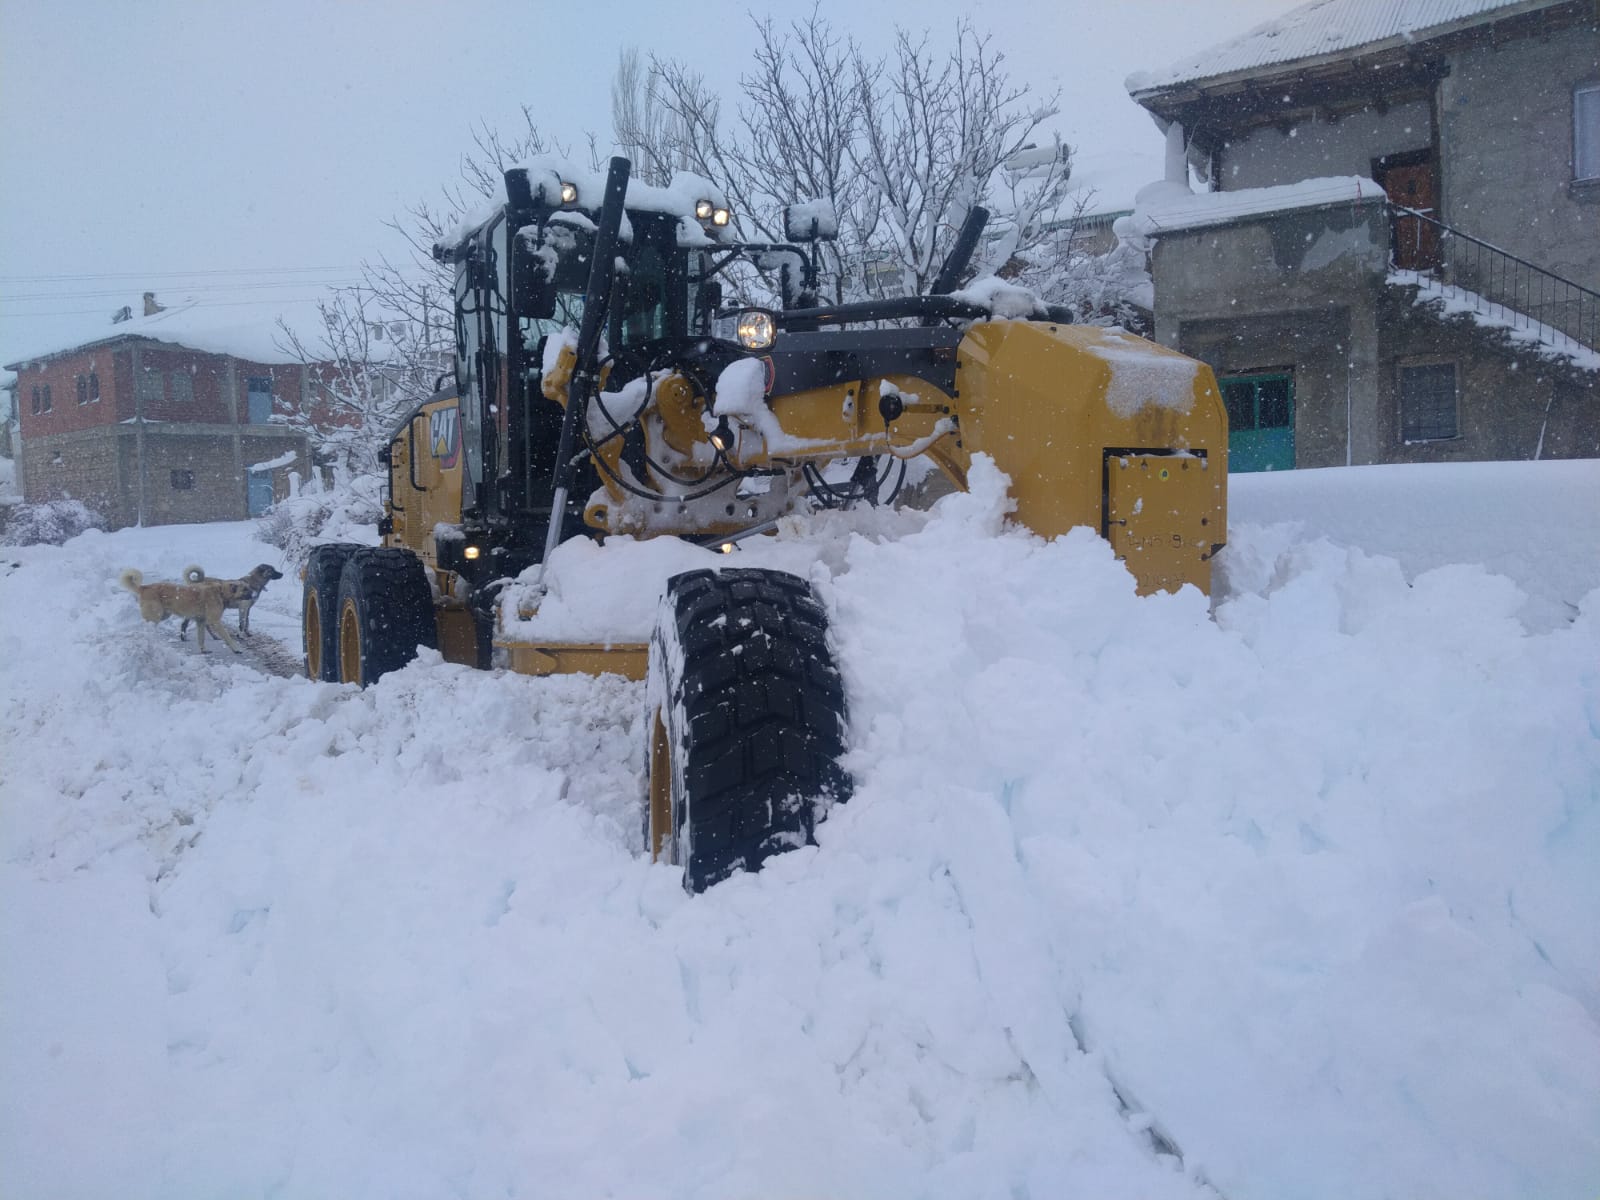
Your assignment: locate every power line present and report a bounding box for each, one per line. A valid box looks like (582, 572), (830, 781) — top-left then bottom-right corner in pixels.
(0, 296), (354, 318)
(0, 265), (372, 284)
(1, 279), (371, 303)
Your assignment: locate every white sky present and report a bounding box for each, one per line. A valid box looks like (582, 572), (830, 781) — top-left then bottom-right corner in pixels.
(0, 0), (1286, 368)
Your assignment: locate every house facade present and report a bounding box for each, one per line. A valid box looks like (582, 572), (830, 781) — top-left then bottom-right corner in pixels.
(1125, 0), (1599, 470)
(6, 300), (320, 528)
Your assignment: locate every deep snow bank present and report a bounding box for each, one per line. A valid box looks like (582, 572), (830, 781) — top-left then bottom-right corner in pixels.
(2, 460), (1597, 1200)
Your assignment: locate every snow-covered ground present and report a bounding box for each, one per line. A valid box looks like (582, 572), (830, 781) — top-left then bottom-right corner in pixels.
(2, 460), (1598, 1200)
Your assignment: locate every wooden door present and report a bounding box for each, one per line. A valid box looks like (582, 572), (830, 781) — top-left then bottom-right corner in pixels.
(1380, 160), (1440, 270)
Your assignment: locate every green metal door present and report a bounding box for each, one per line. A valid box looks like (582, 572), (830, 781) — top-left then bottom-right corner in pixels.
(1221, 373), (1295, 472)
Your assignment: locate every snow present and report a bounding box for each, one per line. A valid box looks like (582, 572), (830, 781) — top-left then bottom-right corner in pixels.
(1390, 269), (1600, 373)
(1127, 0), (1531, 95)
(3, 459), (1599, 1200)
(2, 297), (331, 370)
(246, 450), (298, 473)
(1123, 175), (1385, 239)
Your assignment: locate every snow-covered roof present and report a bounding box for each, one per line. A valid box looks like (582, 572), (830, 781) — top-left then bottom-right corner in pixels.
(1065, 148), (1166, 221)
(3, 297), (331, 370)
(1125, 175), (1385, 236)
(1127, 0), (1553, 95)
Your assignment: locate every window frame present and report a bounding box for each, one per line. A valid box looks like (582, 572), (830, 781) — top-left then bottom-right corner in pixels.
(1398, 360), (1460, 444)
(1576, 82), (1600, 182)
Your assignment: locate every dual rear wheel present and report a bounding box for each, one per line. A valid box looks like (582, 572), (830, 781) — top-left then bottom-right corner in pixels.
(302, 545), (437, 686)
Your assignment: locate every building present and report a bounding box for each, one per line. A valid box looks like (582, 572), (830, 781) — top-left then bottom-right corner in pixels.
(5, 295), (324, 527)
(1124, 0), (1599, 470)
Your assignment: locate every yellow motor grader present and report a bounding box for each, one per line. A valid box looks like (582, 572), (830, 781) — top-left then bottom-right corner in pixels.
(302, 156), (1227, 891)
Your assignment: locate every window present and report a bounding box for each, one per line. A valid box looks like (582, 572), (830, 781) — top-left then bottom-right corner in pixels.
(41, 384), (51, 412)
(1400, 362), (1458, 442)
(89, 371), (100, 402)
(246, 376), (273, 424)
(1577, 84), (1600, 181)
(137, 370), (162, 404)
(30, 386), (40, 415)
(170, 469), (195, 490)
(77, 374), (88, 405)
(169, 370), (194, 404)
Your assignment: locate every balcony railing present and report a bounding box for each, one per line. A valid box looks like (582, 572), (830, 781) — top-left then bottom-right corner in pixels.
(1391, 206), (1598, 356)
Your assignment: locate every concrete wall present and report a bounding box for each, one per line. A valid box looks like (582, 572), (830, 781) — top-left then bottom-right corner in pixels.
(1176, 310), (1355, 469)
(1219, 101), (1432, 190)
(1375, 290), (1600, 462)
(1150, 198), (1391, 464)
(1439, 24), (1600, 289)
(21, 425), (310, 528)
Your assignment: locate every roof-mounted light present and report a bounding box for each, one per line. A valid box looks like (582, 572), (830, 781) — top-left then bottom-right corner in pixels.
(711, 207), (731, 227)
(694, 199), (715, 220)
(559, 181), (579, 204)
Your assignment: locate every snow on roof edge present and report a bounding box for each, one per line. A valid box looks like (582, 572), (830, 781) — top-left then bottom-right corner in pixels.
(1126, 0), (1556, 98)
(1125, 175), (1386, 237)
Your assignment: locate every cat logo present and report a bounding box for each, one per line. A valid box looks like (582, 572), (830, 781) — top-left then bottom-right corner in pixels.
(429, 405), (461, 469)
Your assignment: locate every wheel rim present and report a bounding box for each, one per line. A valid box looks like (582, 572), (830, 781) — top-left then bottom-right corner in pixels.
(338, 597), (362, 683)
(304, 587), (323, 678)
(648, 708), (672, 862)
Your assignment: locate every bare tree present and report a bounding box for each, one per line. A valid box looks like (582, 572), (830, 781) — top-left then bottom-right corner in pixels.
(853, 24), (1069, 296)
(275, 293), (413, 476)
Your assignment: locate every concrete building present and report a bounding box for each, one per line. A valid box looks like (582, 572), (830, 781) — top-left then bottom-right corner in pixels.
(5, 295), (321, 528)
(1125, 0), (1599, 470)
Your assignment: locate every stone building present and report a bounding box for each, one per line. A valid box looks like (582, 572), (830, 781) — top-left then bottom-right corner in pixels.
(5, 296), (323, 528)
(1124, 0), (1599, 470)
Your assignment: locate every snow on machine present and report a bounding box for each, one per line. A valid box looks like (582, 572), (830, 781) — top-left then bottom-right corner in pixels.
(302, 156), (1228, 890)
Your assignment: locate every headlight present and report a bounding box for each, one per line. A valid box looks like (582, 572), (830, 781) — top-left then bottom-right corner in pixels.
(559, 181), (578, 204)
(711, 207), (731, 227)
(735, 309), (776, 351)
(694, 199), (714, 220)
(463, 545), (482, 561)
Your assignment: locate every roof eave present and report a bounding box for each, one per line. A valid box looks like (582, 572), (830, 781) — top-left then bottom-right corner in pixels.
(1129, 0), (1570, 113)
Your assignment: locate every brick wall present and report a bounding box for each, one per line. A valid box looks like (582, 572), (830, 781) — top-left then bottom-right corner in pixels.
(21, 428), (129, 523)
(14, 348), (120, 438)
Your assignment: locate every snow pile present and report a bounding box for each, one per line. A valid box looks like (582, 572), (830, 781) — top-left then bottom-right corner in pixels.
(254, 469), (382, 568)
(0, 496), (105, 546)
(3, 460), (1599, 1200)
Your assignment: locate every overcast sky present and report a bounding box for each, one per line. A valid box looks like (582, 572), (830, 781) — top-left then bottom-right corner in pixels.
(0, 0), (1286, 367)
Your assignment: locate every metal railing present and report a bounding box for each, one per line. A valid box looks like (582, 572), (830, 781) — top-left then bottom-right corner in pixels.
(1391, 206), (1599, 356)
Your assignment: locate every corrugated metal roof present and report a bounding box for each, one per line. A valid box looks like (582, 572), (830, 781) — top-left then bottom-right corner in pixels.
(1127, 0), (1556, 95)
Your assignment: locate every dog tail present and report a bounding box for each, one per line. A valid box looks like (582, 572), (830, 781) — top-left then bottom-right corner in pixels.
(119, 568), (143, 594)
(184, 565), (207, 584)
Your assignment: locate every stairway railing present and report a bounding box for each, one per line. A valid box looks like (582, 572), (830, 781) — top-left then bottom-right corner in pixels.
(1391, 206), (1598, 355)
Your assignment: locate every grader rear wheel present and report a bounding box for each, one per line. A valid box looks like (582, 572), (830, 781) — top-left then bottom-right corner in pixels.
(648, 568), (851, 892)
(332, 547), (438, 687)
(302, 543), (361, 681)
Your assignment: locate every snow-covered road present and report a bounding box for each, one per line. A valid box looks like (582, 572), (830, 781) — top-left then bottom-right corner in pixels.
(3, 461), (1598, 1200)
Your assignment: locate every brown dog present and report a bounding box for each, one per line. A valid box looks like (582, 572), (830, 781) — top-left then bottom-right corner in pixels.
(182, 563), (283, 636)
(119, 568), (240, 654)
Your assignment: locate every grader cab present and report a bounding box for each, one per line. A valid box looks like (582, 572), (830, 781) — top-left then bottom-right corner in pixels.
(302, 155), (1227, 891)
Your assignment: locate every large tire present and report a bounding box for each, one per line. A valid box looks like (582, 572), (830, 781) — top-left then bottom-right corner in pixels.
(647, 568), (851, 892)
(334, 547), (438, 686)
(303, 543), (361, 681)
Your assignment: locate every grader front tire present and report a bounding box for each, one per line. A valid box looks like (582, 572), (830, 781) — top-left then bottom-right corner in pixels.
(648, 568), (851, 892)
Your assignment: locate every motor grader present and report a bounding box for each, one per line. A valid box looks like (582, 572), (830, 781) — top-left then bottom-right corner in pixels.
(302, 155), (1227, 892)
